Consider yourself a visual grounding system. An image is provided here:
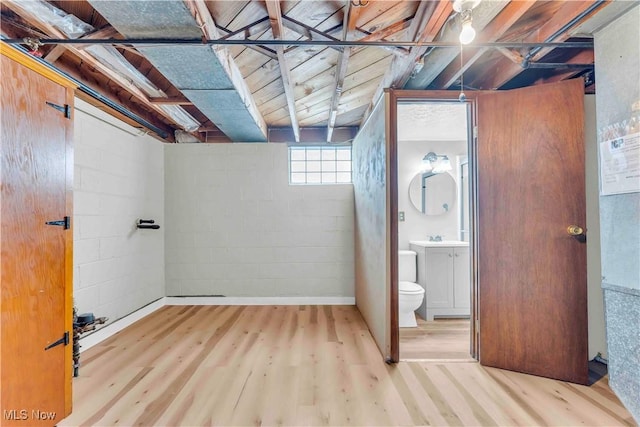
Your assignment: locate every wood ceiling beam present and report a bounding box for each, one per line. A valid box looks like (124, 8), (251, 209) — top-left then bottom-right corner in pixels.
(53, 57), (176, 141)
(431, 0), (537, 90)
(217, 17), (272, 40)
(327, 2), (362, 142)
(265, 0), (300, 142)
(360, 0), (451, 127)
(356, 17), (412, 42)
(184, 0), (267, 139)
(282, 15), (341, 51)
(216, 26), (277, 59)
(470, 0), (609, 90)
(2, 0), (196, 134)
(402, 0), (509, 91)
(46, 25), (120, 62)
(216, 20), (277, 59)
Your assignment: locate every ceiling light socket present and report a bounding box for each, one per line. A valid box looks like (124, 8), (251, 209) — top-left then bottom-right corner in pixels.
(452, 0), (481, 13)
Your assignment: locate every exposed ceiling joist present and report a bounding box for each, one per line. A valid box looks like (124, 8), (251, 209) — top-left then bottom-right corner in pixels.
(359, 0), (451, 127)
(432, 0), (537, 89)
(216, 17), (276, 58)
(89, 0), (267, 141)
(282, 15), (341, 51)
(265, 0), (300, 142)
(0, 0), (614, 144)
(471, 0), (607, 89)
(2, 0), (195, 134)
(44, 26), (119, 62)
(403, 0), (509, 90)
(356, 17), (412, 42)
(327, 2), (362, 143)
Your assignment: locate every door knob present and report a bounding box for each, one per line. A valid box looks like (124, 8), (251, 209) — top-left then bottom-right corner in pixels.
(567, 225), (584, 236)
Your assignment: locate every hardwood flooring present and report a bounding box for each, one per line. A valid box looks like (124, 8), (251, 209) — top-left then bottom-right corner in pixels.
(399, 318), (473, 361)
(59, 305), (635, 426)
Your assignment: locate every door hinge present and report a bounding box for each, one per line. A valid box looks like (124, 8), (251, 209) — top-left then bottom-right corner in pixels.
(473, 126), (478, 139)
(475, 319), (480, 334)
(44, 331), (69, 350)
(45, 101), (71, 119)
(45, 216), (71, 230)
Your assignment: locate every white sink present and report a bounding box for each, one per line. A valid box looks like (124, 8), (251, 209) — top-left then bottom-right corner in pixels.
(409, 240), (469, 247)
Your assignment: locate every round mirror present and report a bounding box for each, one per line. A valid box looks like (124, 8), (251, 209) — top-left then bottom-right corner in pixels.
(408, 172), (456, 215)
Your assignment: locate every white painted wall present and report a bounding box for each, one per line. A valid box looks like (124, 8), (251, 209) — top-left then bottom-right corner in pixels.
(353, 98), (390, 356)
(73, 99), (165, 323)
(398, 140), (467, 249)
(164, 143), (354, 298)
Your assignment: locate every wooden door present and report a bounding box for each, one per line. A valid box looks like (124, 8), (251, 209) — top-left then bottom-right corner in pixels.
(477, 79), (588, 384)
(1, 49), (74, 425)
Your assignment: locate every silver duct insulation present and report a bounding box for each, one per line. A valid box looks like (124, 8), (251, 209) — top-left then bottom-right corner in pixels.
(89, 0), (268, 142)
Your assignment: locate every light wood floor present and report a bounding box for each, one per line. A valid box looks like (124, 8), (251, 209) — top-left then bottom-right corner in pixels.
(60, 305), (635, 427)
(400, 318), (473, 361)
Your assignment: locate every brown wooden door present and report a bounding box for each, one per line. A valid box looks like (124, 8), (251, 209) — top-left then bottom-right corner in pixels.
(1, 52), (74, 425)
(477, 79), (588, 384)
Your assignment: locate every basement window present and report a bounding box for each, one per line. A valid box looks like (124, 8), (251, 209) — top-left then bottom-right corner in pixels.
(289, 146), (352, 185)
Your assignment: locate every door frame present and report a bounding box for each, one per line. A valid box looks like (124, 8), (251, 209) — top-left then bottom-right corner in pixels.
(387, 89), (480, 362)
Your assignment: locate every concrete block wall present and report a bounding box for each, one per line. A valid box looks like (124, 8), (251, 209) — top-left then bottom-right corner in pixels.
(594, 6), (640, 422)
(73, 99), (165, 323)
(164, 143), (354, 298)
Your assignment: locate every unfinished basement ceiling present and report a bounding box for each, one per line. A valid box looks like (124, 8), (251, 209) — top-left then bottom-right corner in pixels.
(1, 1), (636, 143)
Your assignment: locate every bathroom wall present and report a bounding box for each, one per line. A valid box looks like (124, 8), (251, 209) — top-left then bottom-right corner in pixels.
(594, 6), (640, 422)
(73, 98), (165, 323)
(352, 97), (389, 356)
(163, 143), (354, 298)
(398, 139), (467, 249)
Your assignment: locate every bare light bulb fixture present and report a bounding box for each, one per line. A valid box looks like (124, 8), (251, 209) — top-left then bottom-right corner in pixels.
(453, 0), (481, 45)
(459, 11), (476, 45)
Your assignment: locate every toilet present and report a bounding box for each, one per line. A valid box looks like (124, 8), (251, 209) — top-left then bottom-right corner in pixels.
(398, 250), (425, 328)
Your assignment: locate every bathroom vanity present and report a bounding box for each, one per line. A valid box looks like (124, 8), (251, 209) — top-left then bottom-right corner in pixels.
(409, 241), (470, 321)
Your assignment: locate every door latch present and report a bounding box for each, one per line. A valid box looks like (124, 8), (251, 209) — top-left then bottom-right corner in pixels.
(45, 216), (70, 230)
(44, 331), (69, 350)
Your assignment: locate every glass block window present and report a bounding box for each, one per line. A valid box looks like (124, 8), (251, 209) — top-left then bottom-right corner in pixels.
(289, 146), (352, 184)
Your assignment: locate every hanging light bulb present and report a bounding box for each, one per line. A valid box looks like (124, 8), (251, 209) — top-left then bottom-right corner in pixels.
(459, 12), (476, 45)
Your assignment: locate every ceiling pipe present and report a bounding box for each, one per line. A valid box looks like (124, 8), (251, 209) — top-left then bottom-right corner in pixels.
(523, 62), (594, 70)
(4, 37), (594, 49)
(521, 0), (606, 66)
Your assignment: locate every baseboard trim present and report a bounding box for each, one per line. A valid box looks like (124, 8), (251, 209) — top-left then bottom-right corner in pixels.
(165, 296), (356, 306)
(78, 297), (166, 352)
(79, 296), (355, 352)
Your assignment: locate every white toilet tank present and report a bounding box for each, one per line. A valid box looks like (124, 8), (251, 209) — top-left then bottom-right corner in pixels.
(399, 250), (417, 282)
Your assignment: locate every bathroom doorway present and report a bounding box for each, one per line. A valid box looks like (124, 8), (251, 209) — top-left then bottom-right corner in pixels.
(396, 100), (474, 361)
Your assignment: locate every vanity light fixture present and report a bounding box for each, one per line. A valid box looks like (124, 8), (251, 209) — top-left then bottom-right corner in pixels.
(423, 152), (452, 173)
(453, 0), (481, 45)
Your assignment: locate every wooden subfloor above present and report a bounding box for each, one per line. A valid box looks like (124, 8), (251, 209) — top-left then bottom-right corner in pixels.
(60, 305), (635, 426)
